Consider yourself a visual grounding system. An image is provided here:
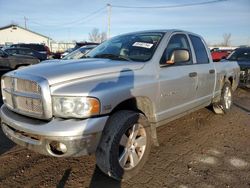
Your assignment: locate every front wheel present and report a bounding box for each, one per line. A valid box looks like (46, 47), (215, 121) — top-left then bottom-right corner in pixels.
(213, 82), (233, 114)
(96, 110), (151, 181)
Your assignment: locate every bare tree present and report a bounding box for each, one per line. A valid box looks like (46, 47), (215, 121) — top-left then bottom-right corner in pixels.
(89, 28), (99, 42)
(100, 32), (107, 43)
(222, 33), (231, 46)
(88, 28), (107, 43)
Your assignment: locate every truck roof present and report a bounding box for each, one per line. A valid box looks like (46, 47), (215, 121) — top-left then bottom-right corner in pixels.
(118, 29), (202, 38)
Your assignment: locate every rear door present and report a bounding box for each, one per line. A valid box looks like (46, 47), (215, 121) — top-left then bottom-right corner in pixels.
(189, 34), (215, 106)
(158, 33), (198, 121)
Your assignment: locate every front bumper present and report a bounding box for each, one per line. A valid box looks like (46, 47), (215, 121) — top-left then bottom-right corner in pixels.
(0, 105), (108, 157)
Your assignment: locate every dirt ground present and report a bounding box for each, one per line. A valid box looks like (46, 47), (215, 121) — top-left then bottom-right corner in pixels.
(0, 88), (249, 188)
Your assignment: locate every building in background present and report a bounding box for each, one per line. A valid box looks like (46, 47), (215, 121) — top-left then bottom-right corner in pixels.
(0, 24), (52, 49)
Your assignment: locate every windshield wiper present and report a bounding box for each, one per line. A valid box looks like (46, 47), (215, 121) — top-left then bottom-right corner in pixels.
(93, 54), (132, 61)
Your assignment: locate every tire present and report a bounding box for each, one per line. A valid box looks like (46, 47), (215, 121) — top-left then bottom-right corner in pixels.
(96, 110), (151, 181)
(213, 82), (233, 114)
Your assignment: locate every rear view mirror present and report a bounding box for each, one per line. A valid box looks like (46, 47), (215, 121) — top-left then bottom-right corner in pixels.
(167, 49), (190, 64)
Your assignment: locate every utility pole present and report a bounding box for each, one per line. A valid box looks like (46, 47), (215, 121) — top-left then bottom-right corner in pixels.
(24, 16), (28, 29)
(107, 4), (111, 39)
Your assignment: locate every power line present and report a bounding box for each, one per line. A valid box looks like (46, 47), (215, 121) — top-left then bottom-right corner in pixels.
(112, 0), (228, 9)
(30, 10), (106, 28)
(28, 6), (106, 27)
(61, 6), (106, 26)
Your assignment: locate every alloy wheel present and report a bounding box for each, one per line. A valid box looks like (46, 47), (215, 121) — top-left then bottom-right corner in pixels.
(119, 123), (147, 170)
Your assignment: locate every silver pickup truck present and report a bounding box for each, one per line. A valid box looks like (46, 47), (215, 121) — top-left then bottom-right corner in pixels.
(1, 30), (240, 180)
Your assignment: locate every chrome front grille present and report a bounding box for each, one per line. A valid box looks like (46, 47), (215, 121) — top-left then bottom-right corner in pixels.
(16, 78), (41, 94)
(3, 76), (12, 89)
(3, 91), (13, 108)
(15, 95), (43, 114)
(2, 76), (45, 118)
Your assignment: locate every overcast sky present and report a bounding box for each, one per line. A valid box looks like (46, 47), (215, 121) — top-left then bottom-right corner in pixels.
(0, 0), (249, 46)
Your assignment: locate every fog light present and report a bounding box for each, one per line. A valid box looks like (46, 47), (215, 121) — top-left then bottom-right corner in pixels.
(49, 141), (67, 156)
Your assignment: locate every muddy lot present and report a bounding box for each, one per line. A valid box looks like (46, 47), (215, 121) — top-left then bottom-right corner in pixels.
(0, 88), (249, 188)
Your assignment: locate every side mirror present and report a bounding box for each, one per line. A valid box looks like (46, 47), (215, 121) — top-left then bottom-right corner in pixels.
(166, 49), (190, 64)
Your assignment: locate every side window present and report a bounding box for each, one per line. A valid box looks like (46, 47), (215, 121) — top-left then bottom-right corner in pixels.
(22, 49), (33, 55)
(9, 49), (17, 55)
(189, 35), (209, 64)
(19, 49), (26, 55)
(161, 34), (192, 65)
(29, 51), (34, 55)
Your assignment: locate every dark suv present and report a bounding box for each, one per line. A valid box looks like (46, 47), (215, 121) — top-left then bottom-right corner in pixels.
(10, 43), (50, 57)
(227, 47), (250, 88)
(4, 47), (47, 61)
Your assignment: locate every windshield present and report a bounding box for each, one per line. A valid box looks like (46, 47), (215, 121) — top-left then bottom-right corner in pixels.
(87, 32), (163, 62)
(0, 49), (8, 56)
(5, 49), (15, 55)
(227, 48), (250, 61)
(63, 46), (95, 60)
(0, 49), (5, 56)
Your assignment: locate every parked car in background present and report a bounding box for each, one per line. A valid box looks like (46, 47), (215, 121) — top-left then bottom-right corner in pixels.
(211, 48), (232, 62)
(61, 42), (99, 58)
(10, 43), (51, 58)
(60, 48), (74, 59)
(0, 49), (39, 70)
(51, 52), (63, 59)
(63, 45), (97, 60)
(41, 45), (98, 64)
(4, 47), (47, 61)
(226, 47), (250, 88)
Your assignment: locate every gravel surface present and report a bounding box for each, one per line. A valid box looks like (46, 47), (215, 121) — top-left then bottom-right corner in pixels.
(0, 88), (249, 188)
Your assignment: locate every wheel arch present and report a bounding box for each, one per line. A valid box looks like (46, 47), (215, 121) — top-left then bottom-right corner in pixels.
(212, 73), (234, 104)
(221, 74), (234, 88)
(110, 96), (155, 122)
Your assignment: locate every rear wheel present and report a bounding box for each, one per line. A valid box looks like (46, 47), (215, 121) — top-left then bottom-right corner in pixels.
(96, 110), (151, 181)
(213, 82), (233, 114)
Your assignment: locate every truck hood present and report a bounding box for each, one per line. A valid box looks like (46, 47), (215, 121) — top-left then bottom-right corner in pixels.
(40, 59), (60, 64)
(15, 58), (144, 85)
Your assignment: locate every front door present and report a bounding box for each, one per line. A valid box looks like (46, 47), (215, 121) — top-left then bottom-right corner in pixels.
(158, 33), (198, 122)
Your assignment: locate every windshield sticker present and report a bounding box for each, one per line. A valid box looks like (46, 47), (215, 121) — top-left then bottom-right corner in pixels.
(132, 42), (153, 49)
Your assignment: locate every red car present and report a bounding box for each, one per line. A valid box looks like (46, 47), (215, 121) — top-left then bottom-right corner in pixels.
(211, 49), (232, 62)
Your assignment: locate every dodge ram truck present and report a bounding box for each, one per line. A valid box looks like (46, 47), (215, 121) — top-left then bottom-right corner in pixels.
(0, 30), (240, 181)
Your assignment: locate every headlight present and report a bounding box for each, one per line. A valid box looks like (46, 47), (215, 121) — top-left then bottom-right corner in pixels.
(52, 96), (100, 118)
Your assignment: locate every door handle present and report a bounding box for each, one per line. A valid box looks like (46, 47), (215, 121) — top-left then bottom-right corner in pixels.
(209, 69), (215, 74)
(189, 72), (197, 77)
